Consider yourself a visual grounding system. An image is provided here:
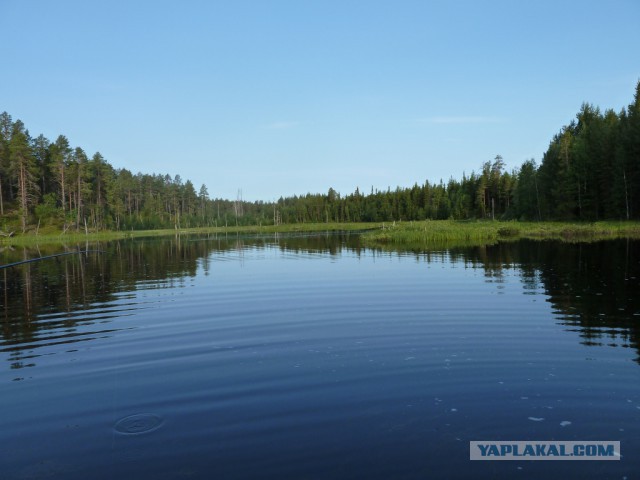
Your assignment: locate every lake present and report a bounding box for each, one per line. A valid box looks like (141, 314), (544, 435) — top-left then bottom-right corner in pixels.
(1, 233), (639, 479)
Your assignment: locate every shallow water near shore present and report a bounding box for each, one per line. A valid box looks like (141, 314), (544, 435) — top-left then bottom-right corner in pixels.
(1, 233), (639, 479)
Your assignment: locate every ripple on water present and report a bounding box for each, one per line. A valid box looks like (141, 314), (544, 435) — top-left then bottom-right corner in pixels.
(114, 413), (164, 435)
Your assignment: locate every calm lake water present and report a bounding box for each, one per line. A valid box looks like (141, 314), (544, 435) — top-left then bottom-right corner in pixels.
(1, 233), (639, 479)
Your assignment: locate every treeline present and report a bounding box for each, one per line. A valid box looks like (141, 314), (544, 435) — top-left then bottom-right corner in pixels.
(0, 113), (264, 232)
(1, 82), (639, 232)
(272, 81), (640, 223)
(533, 90), (640, 220)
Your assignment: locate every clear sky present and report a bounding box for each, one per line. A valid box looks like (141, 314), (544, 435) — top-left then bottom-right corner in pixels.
(1, 0), (639, 201)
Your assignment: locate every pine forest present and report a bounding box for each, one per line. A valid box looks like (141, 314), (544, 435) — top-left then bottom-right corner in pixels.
(1, 82), (639, 233)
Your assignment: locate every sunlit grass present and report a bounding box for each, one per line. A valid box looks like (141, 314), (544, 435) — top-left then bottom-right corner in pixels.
(361, 220), (640, 247)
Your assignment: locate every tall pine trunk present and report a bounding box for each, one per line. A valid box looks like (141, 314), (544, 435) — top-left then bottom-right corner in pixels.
(60, 164), (66, 213)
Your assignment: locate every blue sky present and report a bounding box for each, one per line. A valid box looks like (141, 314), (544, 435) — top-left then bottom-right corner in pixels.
(1, 0), (639, 201)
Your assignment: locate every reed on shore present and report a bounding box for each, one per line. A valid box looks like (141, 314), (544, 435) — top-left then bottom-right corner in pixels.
(361, 220), (640, 247)
(2, 220), (640, 247)
(0, 222), (378, 246)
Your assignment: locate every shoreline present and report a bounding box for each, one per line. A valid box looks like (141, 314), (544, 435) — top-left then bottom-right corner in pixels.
(2, 220), (640, 246)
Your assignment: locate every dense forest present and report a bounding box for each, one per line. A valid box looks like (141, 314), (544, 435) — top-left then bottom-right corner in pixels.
(1, 82), (639, 233)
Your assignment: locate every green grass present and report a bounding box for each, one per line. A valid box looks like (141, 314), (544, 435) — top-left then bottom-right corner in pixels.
(3, 220), (640, 247)
(362, 220), (640, 247)
(0, 222), (380, 246)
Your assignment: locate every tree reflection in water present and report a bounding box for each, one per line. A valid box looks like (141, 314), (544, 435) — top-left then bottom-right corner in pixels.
(2, 234), (639, 370)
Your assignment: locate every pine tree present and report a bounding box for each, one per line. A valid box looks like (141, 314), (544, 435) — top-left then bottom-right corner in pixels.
(9, 129), (39, 232)
(49, 135), (71, 214)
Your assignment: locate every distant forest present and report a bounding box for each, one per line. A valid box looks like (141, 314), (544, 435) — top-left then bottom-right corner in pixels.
(1, 82), (639, 232)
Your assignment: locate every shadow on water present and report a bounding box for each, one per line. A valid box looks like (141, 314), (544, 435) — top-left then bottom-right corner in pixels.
(2, 232), (640, 370)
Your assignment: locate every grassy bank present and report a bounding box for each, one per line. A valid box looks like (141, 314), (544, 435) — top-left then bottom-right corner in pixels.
(361, 220), (640, 247)
(0, 222), (379, 246)
(3, 220), (640, 247)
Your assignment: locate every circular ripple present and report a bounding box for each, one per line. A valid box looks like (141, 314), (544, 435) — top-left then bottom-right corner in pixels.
(114, 413), (163, 435)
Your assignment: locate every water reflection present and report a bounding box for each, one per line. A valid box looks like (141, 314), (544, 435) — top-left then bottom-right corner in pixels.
(451, 240), (640, 360)
(2, 233), (639, 371)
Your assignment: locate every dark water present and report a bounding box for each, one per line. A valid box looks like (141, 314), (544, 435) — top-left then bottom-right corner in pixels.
(1, 233), (639, 479)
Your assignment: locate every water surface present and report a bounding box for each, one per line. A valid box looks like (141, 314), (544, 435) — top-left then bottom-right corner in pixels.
(2, 234), (639, 479)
